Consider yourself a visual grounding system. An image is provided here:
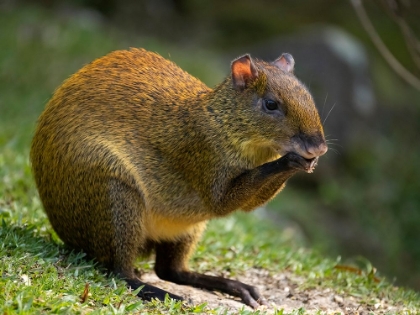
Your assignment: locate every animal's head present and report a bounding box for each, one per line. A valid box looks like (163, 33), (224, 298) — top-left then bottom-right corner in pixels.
(228, 53), (327, 164)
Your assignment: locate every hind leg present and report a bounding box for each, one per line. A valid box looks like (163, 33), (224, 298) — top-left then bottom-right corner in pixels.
(107, 178), (182, 301)
(154, 222), (267, 309)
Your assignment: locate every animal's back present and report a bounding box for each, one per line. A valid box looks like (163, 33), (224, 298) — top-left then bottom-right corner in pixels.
(39, 48), (208, 132)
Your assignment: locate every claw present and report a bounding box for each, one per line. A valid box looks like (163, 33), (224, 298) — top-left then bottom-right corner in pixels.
(305, 157), (319, 173)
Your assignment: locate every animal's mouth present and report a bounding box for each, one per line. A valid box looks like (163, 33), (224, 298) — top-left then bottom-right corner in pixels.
(304, 157), (319, 173)
(274, 143), (321, 173)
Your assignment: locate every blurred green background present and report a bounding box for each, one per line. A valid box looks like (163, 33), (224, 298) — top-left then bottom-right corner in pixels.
(1, 0), (420, 291)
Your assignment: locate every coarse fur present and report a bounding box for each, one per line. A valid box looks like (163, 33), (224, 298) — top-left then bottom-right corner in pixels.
(30, 48), (327, 308)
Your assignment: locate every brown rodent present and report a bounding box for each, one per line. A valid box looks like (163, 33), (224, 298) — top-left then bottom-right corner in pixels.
(30, 48), (327, 308)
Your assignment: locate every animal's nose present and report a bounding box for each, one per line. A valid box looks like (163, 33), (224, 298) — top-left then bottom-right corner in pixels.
(292, 133), (328, 159)
(306, 142), (328, 159)
(300, 142), (328, 160)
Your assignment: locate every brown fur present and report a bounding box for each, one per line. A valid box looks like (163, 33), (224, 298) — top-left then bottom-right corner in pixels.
(30, 48), (327, 308)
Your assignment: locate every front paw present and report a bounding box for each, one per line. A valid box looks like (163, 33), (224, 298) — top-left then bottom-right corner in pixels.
(281, 152), (318, 173)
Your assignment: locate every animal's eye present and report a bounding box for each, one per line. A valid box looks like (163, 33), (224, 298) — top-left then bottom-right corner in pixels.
(263, 99), (279, 111)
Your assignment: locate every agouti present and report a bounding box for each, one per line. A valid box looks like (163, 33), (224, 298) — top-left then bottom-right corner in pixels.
(30, 48), (327, 308)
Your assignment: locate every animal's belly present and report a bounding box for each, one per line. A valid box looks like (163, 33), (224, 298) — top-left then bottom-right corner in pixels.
(143, 211), (208, 241)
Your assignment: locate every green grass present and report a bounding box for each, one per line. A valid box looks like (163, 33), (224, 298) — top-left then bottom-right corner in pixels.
(1, 3), (420, 315)
(1, 148), (420, 314)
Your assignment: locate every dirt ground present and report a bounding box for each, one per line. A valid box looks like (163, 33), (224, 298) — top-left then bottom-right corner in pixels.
(141, 268), (411, 314)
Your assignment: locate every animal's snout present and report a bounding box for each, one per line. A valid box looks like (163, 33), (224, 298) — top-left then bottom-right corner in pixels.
(305, 142), (328, 159)
(292, 133), (328, 160)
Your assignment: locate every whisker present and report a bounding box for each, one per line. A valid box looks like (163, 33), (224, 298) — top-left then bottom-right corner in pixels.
(323, 102), (336, 125)
(327, 147), (341, 155)
(326, 141), (341, 147)
(321, 93), (328, 118)
(327, 146), (343, 152)
(325, 141), (343, 147)
(328, 144), (343, 150)
(325, 139), (339, 142)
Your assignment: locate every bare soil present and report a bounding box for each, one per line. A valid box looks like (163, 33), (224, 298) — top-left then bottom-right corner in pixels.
(141, 268), (411, 314)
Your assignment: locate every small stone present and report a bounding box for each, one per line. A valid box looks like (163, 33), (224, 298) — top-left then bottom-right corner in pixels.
(21, 274), (31, 286)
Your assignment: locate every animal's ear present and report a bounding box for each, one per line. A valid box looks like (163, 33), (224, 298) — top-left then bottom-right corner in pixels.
(273, 53), (295, 73)
(231, 54), (258, 91)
